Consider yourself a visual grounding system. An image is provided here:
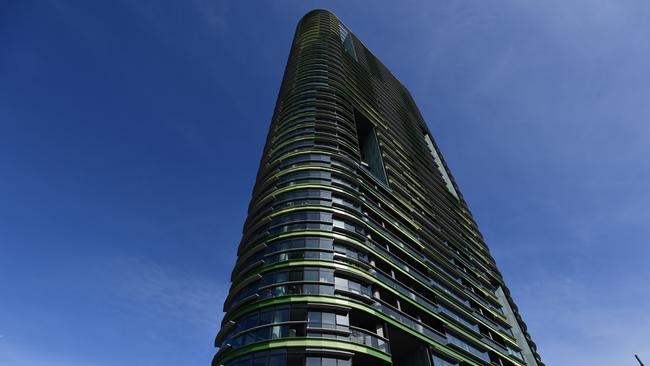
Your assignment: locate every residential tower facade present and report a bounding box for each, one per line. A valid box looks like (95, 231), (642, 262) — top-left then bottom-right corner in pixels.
(213, 10), (543, 366)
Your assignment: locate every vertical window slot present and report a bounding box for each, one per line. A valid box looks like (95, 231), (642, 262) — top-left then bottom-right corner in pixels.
(354, 109), (388, 185)
(424, 133), (459, 199)
(339, 25), (358, 61)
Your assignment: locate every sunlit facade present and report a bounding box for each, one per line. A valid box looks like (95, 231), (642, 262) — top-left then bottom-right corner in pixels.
(213, 9), (543, 366)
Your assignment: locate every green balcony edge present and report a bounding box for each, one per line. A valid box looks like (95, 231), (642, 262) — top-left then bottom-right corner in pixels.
(218, 295), (491, 366)
(224, 258), (524, 365)
(215, 337), (391, 365)
(238, 213), (508, 330)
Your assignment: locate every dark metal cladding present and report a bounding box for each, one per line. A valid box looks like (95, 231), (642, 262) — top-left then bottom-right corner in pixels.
(213, 9), (543, 366)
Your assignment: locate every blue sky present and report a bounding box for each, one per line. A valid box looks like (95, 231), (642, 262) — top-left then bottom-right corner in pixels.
(1, 1), (649, 365)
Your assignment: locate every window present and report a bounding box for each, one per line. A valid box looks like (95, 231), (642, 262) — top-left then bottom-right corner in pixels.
(306, 358), (320, 366)
(268, 355), (284, 366)
(274, 308), (289, 323)
(289, 270), (303, 282)
(339, 25), (358, 61)
(332, 218), (365, 235)
(260, 309), (273, 324)
(226, 351), (288, 366)
(308, 311), (349, 331)
(306, 357), (350, 366)
(308, 311), (322, 324)
(287, 355), (302, 366)
(304, 284), (320, 295)
(332, 195), (359, 210)
(288, 324), (304, 337)
(354, 108), (388, 184)
(348, 281), (361, 293)
(304, 269), (319, 282)
(336, 313), (349, 327)
(274, 271), (288, 283)
(271, 325), (282, 339)
(290, 308), (306, 321)
(447, 333), (488, 361)
(322, 312), (336, 327)
(335, 277), (348, 289)
(431, 353), (458, 366)
(320, 269), (334, 283)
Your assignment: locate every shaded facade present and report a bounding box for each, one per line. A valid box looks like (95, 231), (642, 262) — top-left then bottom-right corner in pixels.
(213, 9), (543, 366)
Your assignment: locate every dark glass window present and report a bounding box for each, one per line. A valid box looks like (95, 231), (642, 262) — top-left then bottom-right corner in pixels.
(308, 311), (321, 324)
(289, 270), (303, 282)
(431, 353), (458, 366)
(260, 309), (273, 324)
(304, 284), (320, 295)
(290, 308), (306, 321)
(339, 25), (358, 61)
(336, 313), (349, 327)
(252, 358), (266, 366)
(274, 308), (289, 323)
(304, 269), (319, 281)
(287, 355), (302, 366)
(322, 312), (336, 326)
(353, 108), (387, 185)
(268, 355), (284, 366)
(320, 269), (334, 283)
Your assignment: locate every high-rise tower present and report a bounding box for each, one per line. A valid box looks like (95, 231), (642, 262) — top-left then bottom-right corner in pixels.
(213, 10), (543, 366)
